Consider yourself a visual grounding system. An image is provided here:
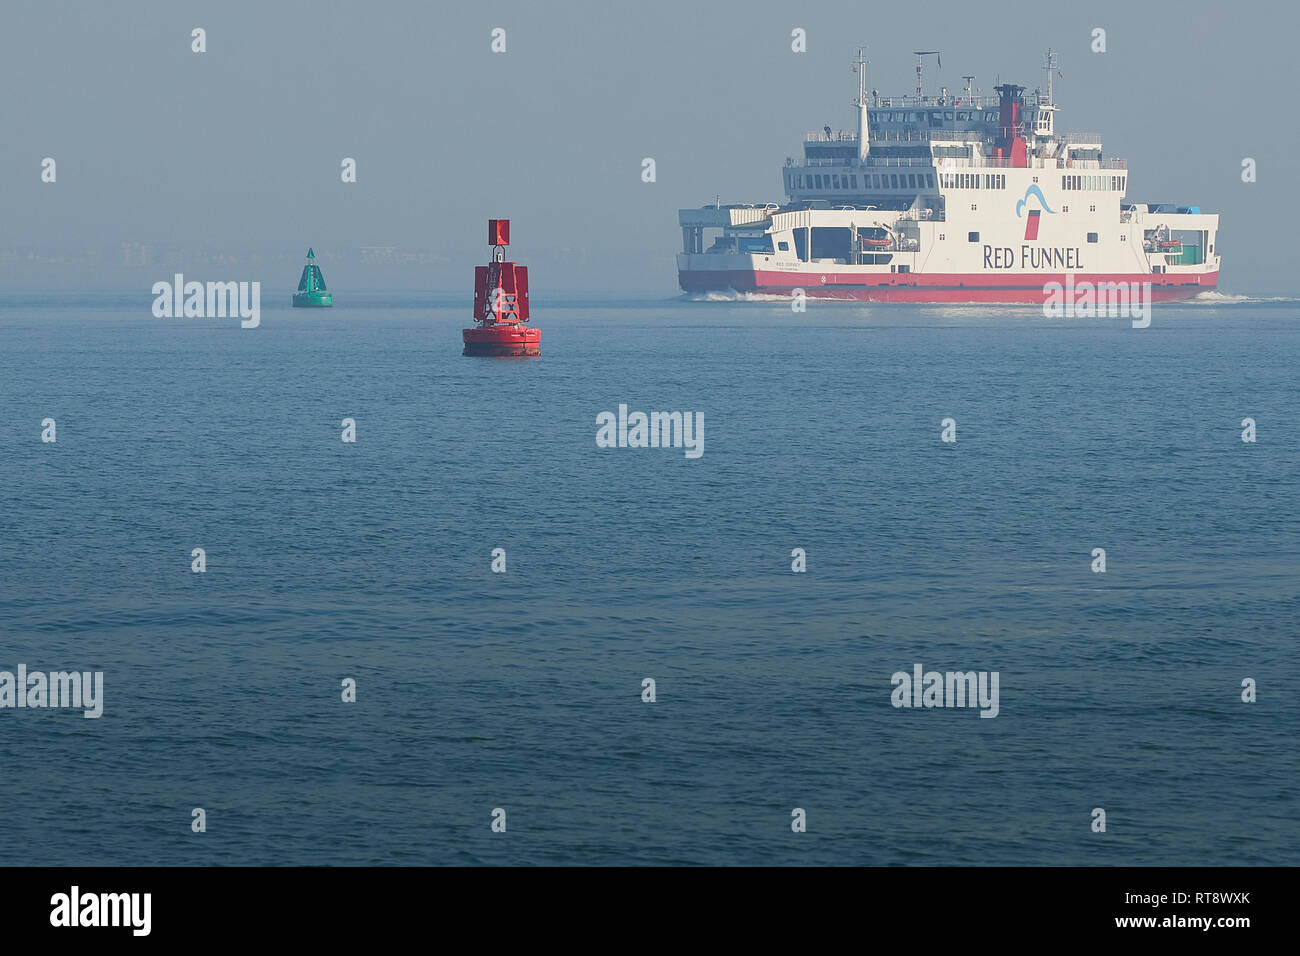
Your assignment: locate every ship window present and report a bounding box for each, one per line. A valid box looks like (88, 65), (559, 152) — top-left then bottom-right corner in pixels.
(968, 231), (979, 242)
(810, 227), (852, 260)
(908, 174), (917, 188)
(930, 111), (941, 122)
(815, 175), (823, 188)
(898, 264), (911, 273)
(1087, 233), (1098, 243)
(890, 174), (899, 188)
(832, 175), (840, 188)
(778, 241), (790, 251)
(944, 111), (953, 121)
(873, 174), (881, 188)
(957, 111), (968, 121)
(927, 173), (934, 188)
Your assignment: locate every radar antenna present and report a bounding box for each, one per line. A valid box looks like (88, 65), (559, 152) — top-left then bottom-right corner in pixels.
(912, 51), (941, 100)
(1043, 49), (1059, 106)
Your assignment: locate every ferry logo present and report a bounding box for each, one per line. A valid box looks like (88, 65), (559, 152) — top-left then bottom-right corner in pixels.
(1015, 184), (1057, 240)
(1024, 210), (1042, 240)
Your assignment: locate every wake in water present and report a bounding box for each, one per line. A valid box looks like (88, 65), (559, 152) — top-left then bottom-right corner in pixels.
(681, 290), (797, 303)
(1185, 291), (1300, 305)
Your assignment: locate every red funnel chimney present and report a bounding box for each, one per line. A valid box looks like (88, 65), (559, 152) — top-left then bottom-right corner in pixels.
(994, 83), (1028, 168)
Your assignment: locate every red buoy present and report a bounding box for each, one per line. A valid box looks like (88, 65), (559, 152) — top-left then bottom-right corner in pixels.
(463, 219), (541, 357)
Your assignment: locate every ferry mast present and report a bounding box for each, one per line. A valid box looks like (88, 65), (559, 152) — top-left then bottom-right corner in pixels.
(854, 47), (870, 162)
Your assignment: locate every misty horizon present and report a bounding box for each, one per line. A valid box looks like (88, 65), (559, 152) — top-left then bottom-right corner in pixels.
(2, 0), (1295, 295)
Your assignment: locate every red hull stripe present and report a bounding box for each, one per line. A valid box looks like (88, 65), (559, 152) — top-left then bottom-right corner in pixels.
(680, 270), (1218, 303)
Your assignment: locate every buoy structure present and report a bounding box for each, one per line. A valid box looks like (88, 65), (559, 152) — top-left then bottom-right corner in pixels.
(292, 248), (333, 308)
(462, 219), (540, 357)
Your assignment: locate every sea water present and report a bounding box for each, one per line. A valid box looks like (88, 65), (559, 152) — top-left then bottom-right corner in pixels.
(0, 293), (1296, 865)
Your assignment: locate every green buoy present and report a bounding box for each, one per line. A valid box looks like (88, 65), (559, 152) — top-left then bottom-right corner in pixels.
(292, 248), (333, 308)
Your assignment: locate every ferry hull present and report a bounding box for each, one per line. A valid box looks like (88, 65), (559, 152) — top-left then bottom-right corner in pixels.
(679, 268), (1218, 303)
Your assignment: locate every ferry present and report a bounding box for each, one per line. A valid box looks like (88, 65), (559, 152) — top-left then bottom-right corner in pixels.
(677, 50), (1220, 302)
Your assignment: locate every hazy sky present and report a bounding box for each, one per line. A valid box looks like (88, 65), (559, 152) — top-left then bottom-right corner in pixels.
(2, 0), (1297, 293)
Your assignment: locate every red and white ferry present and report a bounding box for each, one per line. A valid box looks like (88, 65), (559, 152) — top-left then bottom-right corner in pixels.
(677, 50), (1220, 302)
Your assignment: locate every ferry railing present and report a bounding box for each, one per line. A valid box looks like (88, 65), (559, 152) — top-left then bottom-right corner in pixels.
(792, 156), (1127, 170)
(790, 154), (1127, 170)
(935, 156), (1127, 169)
(870, 95), (1001, 109)
(806, 129), (991, 144)
(790, 157), (937, 168)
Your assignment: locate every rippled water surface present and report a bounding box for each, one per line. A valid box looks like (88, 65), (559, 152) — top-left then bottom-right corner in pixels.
(1, 294), (1296, 865)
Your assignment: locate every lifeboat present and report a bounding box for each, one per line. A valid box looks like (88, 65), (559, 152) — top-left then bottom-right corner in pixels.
(462, 219), (541, 357)
(860, 237), (893, 248)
